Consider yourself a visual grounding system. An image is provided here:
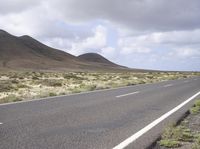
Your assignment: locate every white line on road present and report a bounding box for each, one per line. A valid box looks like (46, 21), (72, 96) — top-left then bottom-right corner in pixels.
(113, 91), (200, 149)
(116, 91), (140, 98)
(163, 84), (173, 87)
(0, 123), (2, 125)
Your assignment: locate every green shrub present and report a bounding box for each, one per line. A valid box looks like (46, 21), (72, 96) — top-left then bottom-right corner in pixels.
(190, 100), (200, 115)
(195, 100), (200, 107)
(49, 92), (57, 96)
(162, 125), (193, 142)
(70, 88), (81, 93)
(159, 139), (180, 148)
(192, 135), (200, 149)
(0, 95), (22, 103)
(126, 82), (136, 86)
(0, 81), (16, 92)
(11, 79), (19, 84)
(19, 76), (24, 80)
(32, 76), (39, 80)
(17, 84), (29, 88)
(36, 79), (62, 87)
(63, 73), (83, 80)
(190, 106), (200, 115)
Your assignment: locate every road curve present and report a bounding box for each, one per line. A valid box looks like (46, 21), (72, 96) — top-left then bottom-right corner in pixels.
(0, 77), (200, 149)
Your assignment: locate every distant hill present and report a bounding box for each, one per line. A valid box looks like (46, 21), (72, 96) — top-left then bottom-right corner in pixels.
(0, 29), (131, 71)
(78, 53), (126, 68)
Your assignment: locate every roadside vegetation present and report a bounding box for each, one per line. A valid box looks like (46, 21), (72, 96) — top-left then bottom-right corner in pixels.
(156, 99), (200, 149)
(0, 71), (199, 104)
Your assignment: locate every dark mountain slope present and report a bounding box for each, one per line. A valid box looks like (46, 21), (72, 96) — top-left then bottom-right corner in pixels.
(19, 35), (76, 61)
(0, 29), (129, 71)
(78, 53), (115, 65)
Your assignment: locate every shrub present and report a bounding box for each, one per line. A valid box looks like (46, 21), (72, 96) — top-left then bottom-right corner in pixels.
(88, 85), (97, 91)
(159, 139), (180, 148)
(32, 76), (39, 80)
(192, 135), (200, 149)
(162, 125), (193, 142)
(17, 84), (29, 88)
(190, 106), (200, 115)
(36, 79), (63, 87)
(0, 81), (16, 92)
(0, 95), (22, 103)
(63, 73), (83, 80)
(190, 100), (200, 115)
(195, 100), (200, 107)
(49, 92), (57, 96)
(11, 79), (19, 84)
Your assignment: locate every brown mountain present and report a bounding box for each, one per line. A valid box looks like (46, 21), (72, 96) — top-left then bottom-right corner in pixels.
(78, 53), (126, 68)
(0, 29), (128, 71)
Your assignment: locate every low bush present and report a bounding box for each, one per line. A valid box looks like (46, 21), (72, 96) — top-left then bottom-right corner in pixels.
(36, 79), (63, 87)
(63, 73), (83, 80)
(192, 135), (200, 149)
(0, 81), (16, 92)
(190, 100), (200, 115)
(0, 95), (22, 103)
(49, 92), (57, 96)
(159, 139), (180, 148)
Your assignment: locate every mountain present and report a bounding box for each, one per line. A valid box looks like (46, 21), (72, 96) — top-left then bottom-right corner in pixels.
(0, 29), (128, 71)
(78, 53), (115, 64)
(78, 53), (126, 68)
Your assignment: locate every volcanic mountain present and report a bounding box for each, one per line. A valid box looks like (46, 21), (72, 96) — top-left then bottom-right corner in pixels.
(0, 29), (127, 71)
(78, 53), (125, 68)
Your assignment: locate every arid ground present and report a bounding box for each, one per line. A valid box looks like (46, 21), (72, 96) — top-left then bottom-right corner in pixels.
(0, 71), (199, 104)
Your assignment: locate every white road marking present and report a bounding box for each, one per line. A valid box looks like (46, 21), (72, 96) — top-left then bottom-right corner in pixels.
(113, 91), (200, 149)
(0, 123), (2, 125)
(163, 84), (173, 87)
(116, 91), (140, 98)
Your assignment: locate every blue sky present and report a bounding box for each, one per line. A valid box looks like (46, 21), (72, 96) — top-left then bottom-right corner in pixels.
(0, 0), (200, 71)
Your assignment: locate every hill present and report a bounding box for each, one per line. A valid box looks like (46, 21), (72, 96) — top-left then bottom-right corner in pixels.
(0, 29), (128, 71)
(78, 53), (126, 69)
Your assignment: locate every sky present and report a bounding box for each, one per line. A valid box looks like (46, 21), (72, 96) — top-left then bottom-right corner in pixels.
(0, 0), (200, 71)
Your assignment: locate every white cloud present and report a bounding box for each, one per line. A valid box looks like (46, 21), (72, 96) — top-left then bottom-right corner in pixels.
(148, 30), (200, 45)
(42, 37), (72, 50)
(66, 25), (107, 55)
(169, 48), (200, 58)
(100, 47), (116, 58)
(120, 46), (151, 55)
(0, 0), (200, 71)
(118, 36), (152, 55)
(0, 0), (40, 14)
(118, 29), (200, 46)
(51, 0), (200, 31)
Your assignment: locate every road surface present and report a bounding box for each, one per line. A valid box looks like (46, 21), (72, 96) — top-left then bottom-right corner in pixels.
(0, 77), (200, 149)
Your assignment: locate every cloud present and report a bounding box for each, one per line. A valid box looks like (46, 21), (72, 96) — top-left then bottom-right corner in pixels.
(0, 0), (200, 71)
(118, 36), (152, 55)
(65, 25), (107, 55)
(52, 0), (200, 31)
(100, 47), (116, 58)
(0, 0), (40, 14)
(169, 48), (200, 58)
(0, 2), (93, 40)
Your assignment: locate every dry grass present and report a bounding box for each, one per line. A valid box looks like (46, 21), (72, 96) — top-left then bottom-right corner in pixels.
(0, 71), (199, 103)
(158, 99), (200, 149)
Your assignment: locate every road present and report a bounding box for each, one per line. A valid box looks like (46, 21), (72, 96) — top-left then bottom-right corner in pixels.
(0, 77), (200, 149)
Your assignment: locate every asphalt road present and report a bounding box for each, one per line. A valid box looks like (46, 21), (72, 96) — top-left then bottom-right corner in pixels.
(0, 77), (200, 149)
